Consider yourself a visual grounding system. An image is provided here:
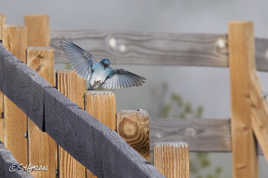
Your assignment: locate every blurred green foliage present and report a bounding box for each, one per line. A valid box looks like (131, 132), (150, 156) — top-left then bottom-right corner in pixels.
(64, 63), (72, 70)
(160, 92), (223, 178)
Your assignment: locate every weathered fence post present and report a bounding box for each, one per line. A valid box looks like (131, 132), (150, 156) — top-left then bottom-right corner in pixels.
(85, 91), (116, 178)
(24, 14), (50, 47)
(24, 14), (58, 178)
(26, 47), (57, 178)
(228, 21), (258, 178)
(2, 25), (28, 165)
(56, 71), (87, 178)
(0, 14), (5, 143)
(117, 109), (150, 160)
(0, 14), (5, 41)
(154, 142), (189, 178)
(24, 14), (54, 85)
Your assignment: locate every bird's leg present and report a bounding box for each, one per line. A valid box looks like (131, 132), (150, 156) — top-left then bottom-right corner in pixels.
(86, 79), (94, 90)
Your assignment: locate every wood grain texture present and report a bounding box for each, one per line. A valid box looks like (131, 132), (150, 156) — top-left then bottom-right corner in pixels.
(2, 25), (28, 165)
(24, 14), (50, 47)
(0, 44), (164, 178)
(117, 109), (150, 160)
(85, 90), (116, 178)
(154, 142), (189, 178)
(0, 141), (34, 178)
(85, 91), (116, 130)
(51, 30), (268, 71)
(51, 30), (228, 67)
(56, 71), (86, 178)
(229, 21), (258, 178)
(0, 14), (5, 41)
(0, 14), (5, 143)
(27, 47), (54, 85)
(2, 26), (27, 63)
(27, 47), (57, 178)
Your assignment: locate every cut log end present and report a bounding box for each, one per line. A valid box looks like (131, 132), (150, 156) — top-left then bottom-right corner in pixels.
(117, 109), (150, 159)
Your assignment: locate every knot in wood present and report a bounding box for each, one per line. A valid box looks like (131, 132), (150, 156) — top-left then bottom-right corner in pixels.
(241, 124), (250, 132)
(32, 56), (43, 72)
(216, 38), (227, 49)
(155, 132), (163, 138)
(215, 36), (229, 55)
(108, 37), (117, 49)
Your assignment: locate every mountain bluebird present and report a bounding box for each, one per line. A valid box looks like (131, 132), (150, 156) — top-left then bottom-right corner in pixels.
(62, 40), (146, 90)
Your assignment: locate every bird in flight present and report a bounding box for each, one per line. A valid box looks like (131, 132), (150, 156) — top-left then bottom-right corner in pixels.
(62, 40), (146, 90)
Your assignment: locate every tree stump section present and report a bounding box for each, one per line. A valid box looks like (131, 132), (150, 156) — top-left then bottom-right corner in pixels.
(116, 109), (150, 160)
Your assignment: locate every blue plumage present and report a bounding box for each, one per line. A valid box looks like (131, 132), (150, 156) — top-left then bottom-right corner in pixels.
(62, 40), (146, 90)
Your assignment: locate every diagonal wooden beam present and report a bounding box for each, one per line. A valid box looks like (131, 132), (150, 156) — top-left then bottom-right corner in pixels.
(249, 73), (268, 161)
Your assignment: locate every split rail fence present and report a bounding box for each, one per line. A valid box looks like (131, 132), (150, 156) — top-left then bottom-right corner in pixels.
(0, 13), (268, 178)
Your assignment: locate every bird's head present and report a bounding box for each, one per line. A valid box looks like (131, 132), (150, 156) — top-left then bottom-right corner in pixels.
(100, 58), (111, 68)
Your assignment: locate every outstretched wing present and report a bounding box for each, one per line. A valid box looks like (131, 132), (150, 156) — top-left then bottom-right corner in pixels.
(62, 40), (96, 80)
(102, 69), (146, 89)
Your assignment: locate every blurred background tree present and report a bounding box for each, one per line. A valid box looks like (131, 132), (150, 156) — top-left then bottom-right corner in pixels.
(159, 84), (223, 178)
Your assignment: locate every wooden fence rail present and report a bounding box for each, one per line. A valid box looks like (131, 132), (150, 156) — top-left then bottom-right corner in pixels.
(0, 141), (33, 178)
(151, 118), (231, 152)
(0, 44), (164, 178)
(150, 118), (263, 154)
(51, 30), (268, 71)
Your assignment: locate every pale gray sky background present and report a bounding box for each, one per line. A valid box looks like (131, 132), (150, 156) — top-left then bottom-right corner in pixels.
(1, 0), (268, 177)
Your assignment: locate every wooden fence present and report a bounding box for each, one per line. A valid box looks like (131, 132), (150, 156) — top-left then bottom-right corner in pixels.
(0, 14), (167, 178)
(0, 13), (268, 178)
(50, 21), (268, 178)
